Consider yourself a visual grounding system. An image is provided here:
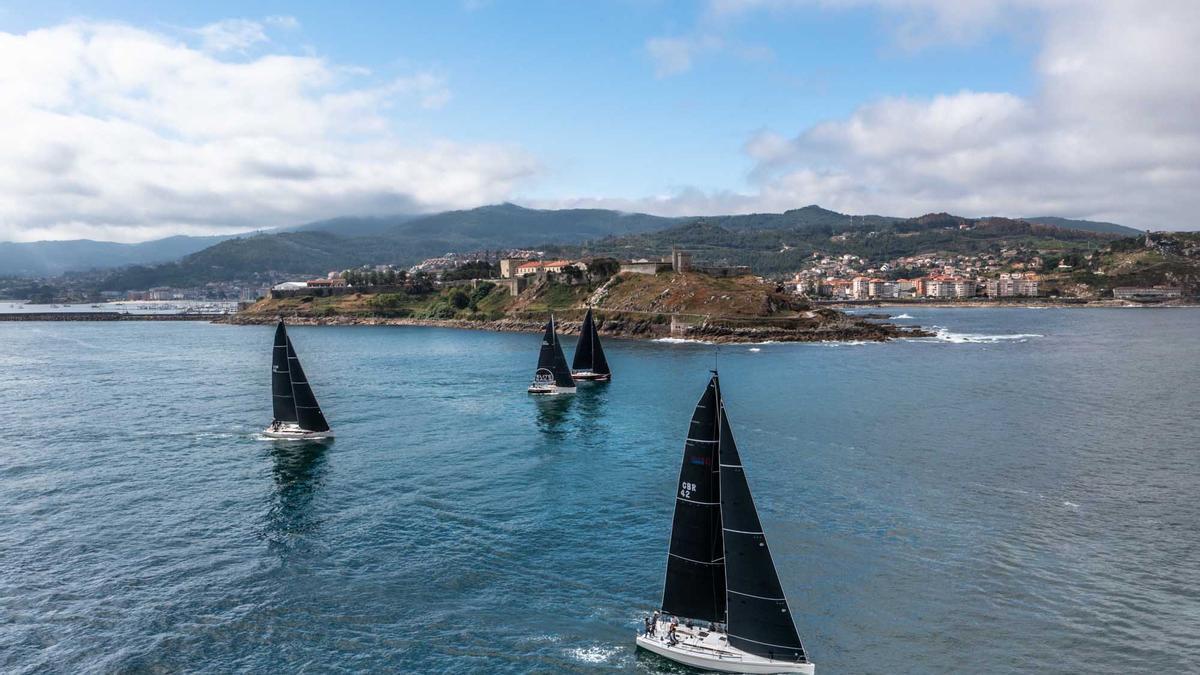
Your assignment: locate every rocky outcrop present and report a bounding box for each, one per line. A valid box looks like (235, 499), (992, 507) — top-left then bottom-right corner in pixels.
(221, 311), (925, 343)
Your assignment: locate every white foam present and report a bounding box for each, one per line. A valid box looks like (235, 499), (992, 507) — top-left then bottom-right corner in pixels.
(890, 313), (914, 319)
(748, 347), (761, 352)
(651, 337), (714, 345)
(565, 645), (620, 664)
(818, 340), (872, 347)
(922, 327), (1044, 344)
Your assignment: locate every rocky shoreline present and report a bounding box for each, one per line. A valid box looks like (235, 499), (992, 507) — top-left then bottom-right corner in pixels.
(827, 299), (1198, 309)
(221, 311), (928, 343)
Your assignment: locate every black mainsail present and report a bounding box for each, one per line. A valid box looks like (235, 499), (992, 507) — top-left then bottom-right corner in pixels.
(571, 308), (610, 376)
(271, 321), (298, 424)
(716, 377), (807, 662)
(535, 315), (575, 388)
(285, 335), (330, 433)
(658, 373), (808, 663)
(661, 376), (725, 622)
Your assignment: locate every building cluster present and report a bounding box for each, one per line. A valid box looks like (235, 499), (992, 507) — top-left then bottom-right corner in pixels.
(618, 249), (750, 277)
(410, 249), (543, 275)
(124, 282), (269, 302)
(788, 247), (1054, 300)
(797, 271), (1040, 300)
(501, 259), (586, 277)
(1112, 286), (1183, 300)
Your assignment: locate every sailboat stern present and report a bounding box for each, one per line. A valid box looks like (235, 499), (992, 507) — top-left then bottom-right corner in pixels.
(261, 422), (334, 440)
(569, 370), (610, 381)
(636, 618), (813, 674)
(528, 368), (576, 394)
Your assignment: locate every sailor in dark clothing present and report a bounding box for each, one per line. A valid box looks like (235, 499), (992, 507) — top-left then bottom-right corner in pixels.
(644, 616), (653, 636)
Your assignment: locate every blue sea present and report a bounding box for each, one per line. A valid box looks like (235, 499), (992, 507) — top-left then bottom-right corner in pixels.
(2, 308), (1198, 673)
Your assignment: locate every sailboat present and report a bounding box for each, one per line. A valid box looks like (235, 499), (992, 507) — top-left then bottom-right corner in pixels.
(636, 372), (813, 674)
(570, 307), (611, 381)
(263, 320), (333, 439)
(528, 315), (576, 395)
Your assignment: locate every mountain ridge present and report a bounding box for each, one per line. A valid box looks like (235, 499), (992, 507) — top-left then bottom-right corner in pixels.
(0, 203), (1151, 279)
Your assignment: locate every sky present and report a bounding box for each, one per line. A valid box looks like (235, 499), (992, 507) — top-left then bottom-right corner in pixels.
(0, 0), (1197, 242)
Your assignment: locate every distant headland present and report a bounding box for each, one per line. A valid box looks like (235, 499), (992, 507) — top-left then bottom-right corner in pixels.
(226, 259), (925, 344)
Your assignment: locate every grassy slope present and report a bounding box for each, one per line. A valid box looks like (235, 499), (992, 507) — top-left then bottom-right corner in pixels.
(241, 272), (805, 323)
(594, 272), (802, 318)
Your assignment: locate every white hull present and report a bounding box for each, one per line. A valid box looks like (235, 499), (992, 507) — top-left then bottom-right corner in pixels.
(636, 619), (813, 674)
(527, 384), (576, 394)
(570, 370), (610, 381)
(262, 423), (333, 440)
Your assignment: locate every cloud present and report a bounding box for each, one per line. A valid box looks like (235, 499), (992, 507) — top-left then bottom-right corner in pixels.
(646, 35), (720, 77)
(644, 29), (769, 77)
(704, 0), (1038, 51)
(614, 1), (1200, 229)
(197, 18), (271, 53)
(0, 21), (536, 243)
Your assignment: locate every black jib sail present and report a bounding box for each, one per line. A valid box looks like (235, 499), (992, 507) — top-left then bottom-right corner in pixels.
(285, 333), (330, 433)
(535, 316), (575, 388)
(571, 308), (610, 376)
(661, 375), (726, 622)
(717, 377), (807, 663)
(272, 321), (298, 423)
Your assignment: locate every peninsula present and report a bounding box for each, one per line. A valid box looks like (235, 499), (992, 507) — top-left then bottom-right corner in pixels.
(227, 265), (923, 344)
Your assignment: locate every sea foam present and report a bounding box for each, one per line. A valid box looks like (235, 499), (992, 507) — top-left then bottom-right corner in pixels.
(924, 327), (1044, 344)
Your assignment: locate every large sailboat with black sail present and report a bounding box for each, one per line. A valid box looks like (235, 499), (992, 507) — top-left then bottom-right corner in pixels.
(570, 307), (611, 381)
(263, 320), (333, 440)
(528, 314), (576, 395)
(635, 372), (813, 674)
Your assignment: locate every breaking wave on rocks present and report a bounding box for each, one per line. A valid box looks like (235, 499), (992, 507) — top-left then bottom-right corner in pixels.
(922, 327), (1044, 344)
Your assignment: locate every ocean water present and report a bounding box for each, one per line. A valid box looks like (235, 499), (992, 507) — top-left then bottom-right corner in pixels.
(2, 308), (1198, 673)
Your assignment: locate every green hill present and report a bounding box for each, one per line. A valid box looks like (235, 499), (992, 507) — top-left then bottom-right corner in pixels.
(0, 233), (245, 277)
(543, 212), (1118, 276)
(1023, 216), (1141, 237)
(91, 204), (1149, 289)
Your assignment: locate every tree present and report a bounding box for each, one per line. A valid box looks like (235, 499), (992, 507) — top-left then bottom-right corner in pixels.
(588, 257), (621, 279)
(449, 288), (470, 309)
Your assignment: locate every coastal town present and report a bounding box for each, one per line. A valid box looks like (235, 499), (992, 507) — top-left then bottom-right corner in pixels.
(3, 227), (1195, 310)
(258, 236), (1189, 306)
(74, 245), (1186, 307)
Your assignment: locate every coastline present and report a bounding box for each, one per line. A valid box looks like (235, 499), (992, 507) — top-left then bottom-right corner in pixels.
(219, 311), (928, 344)
(825, 299), (1199, 309)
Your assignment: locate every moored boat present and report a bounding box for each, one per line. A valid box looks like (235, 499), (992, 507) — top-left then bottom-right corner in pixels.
(529, 315), (576, 395)
(264, 320), (333, 439)
(570, 307), (611, 381)
(635, 372), (813, 674)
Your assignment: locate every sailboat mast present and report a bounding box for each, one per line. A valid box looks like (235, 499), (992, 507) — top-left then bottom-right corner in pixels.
(715, 378), (807, 662)
(272, 321), (298, 423)
(660, 374), (726, 622)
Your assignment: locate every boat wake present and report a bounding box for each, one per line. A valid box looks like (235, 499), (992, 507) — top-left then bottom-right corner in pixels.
(564, 644), (622, 665)
(923, 328), (1044, 344)
(651, 337), (714, 345)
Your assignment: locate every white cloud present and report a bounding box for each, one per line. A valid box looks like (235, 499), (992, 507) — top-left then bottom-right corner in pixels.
(264, 15), (301, 31)
(0, 21), (536, 243)
(615, 1), (1200, 229)
(197, 18), (271, 53)
(645, 35), (721, 77)
(644, 33), (768, 78)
